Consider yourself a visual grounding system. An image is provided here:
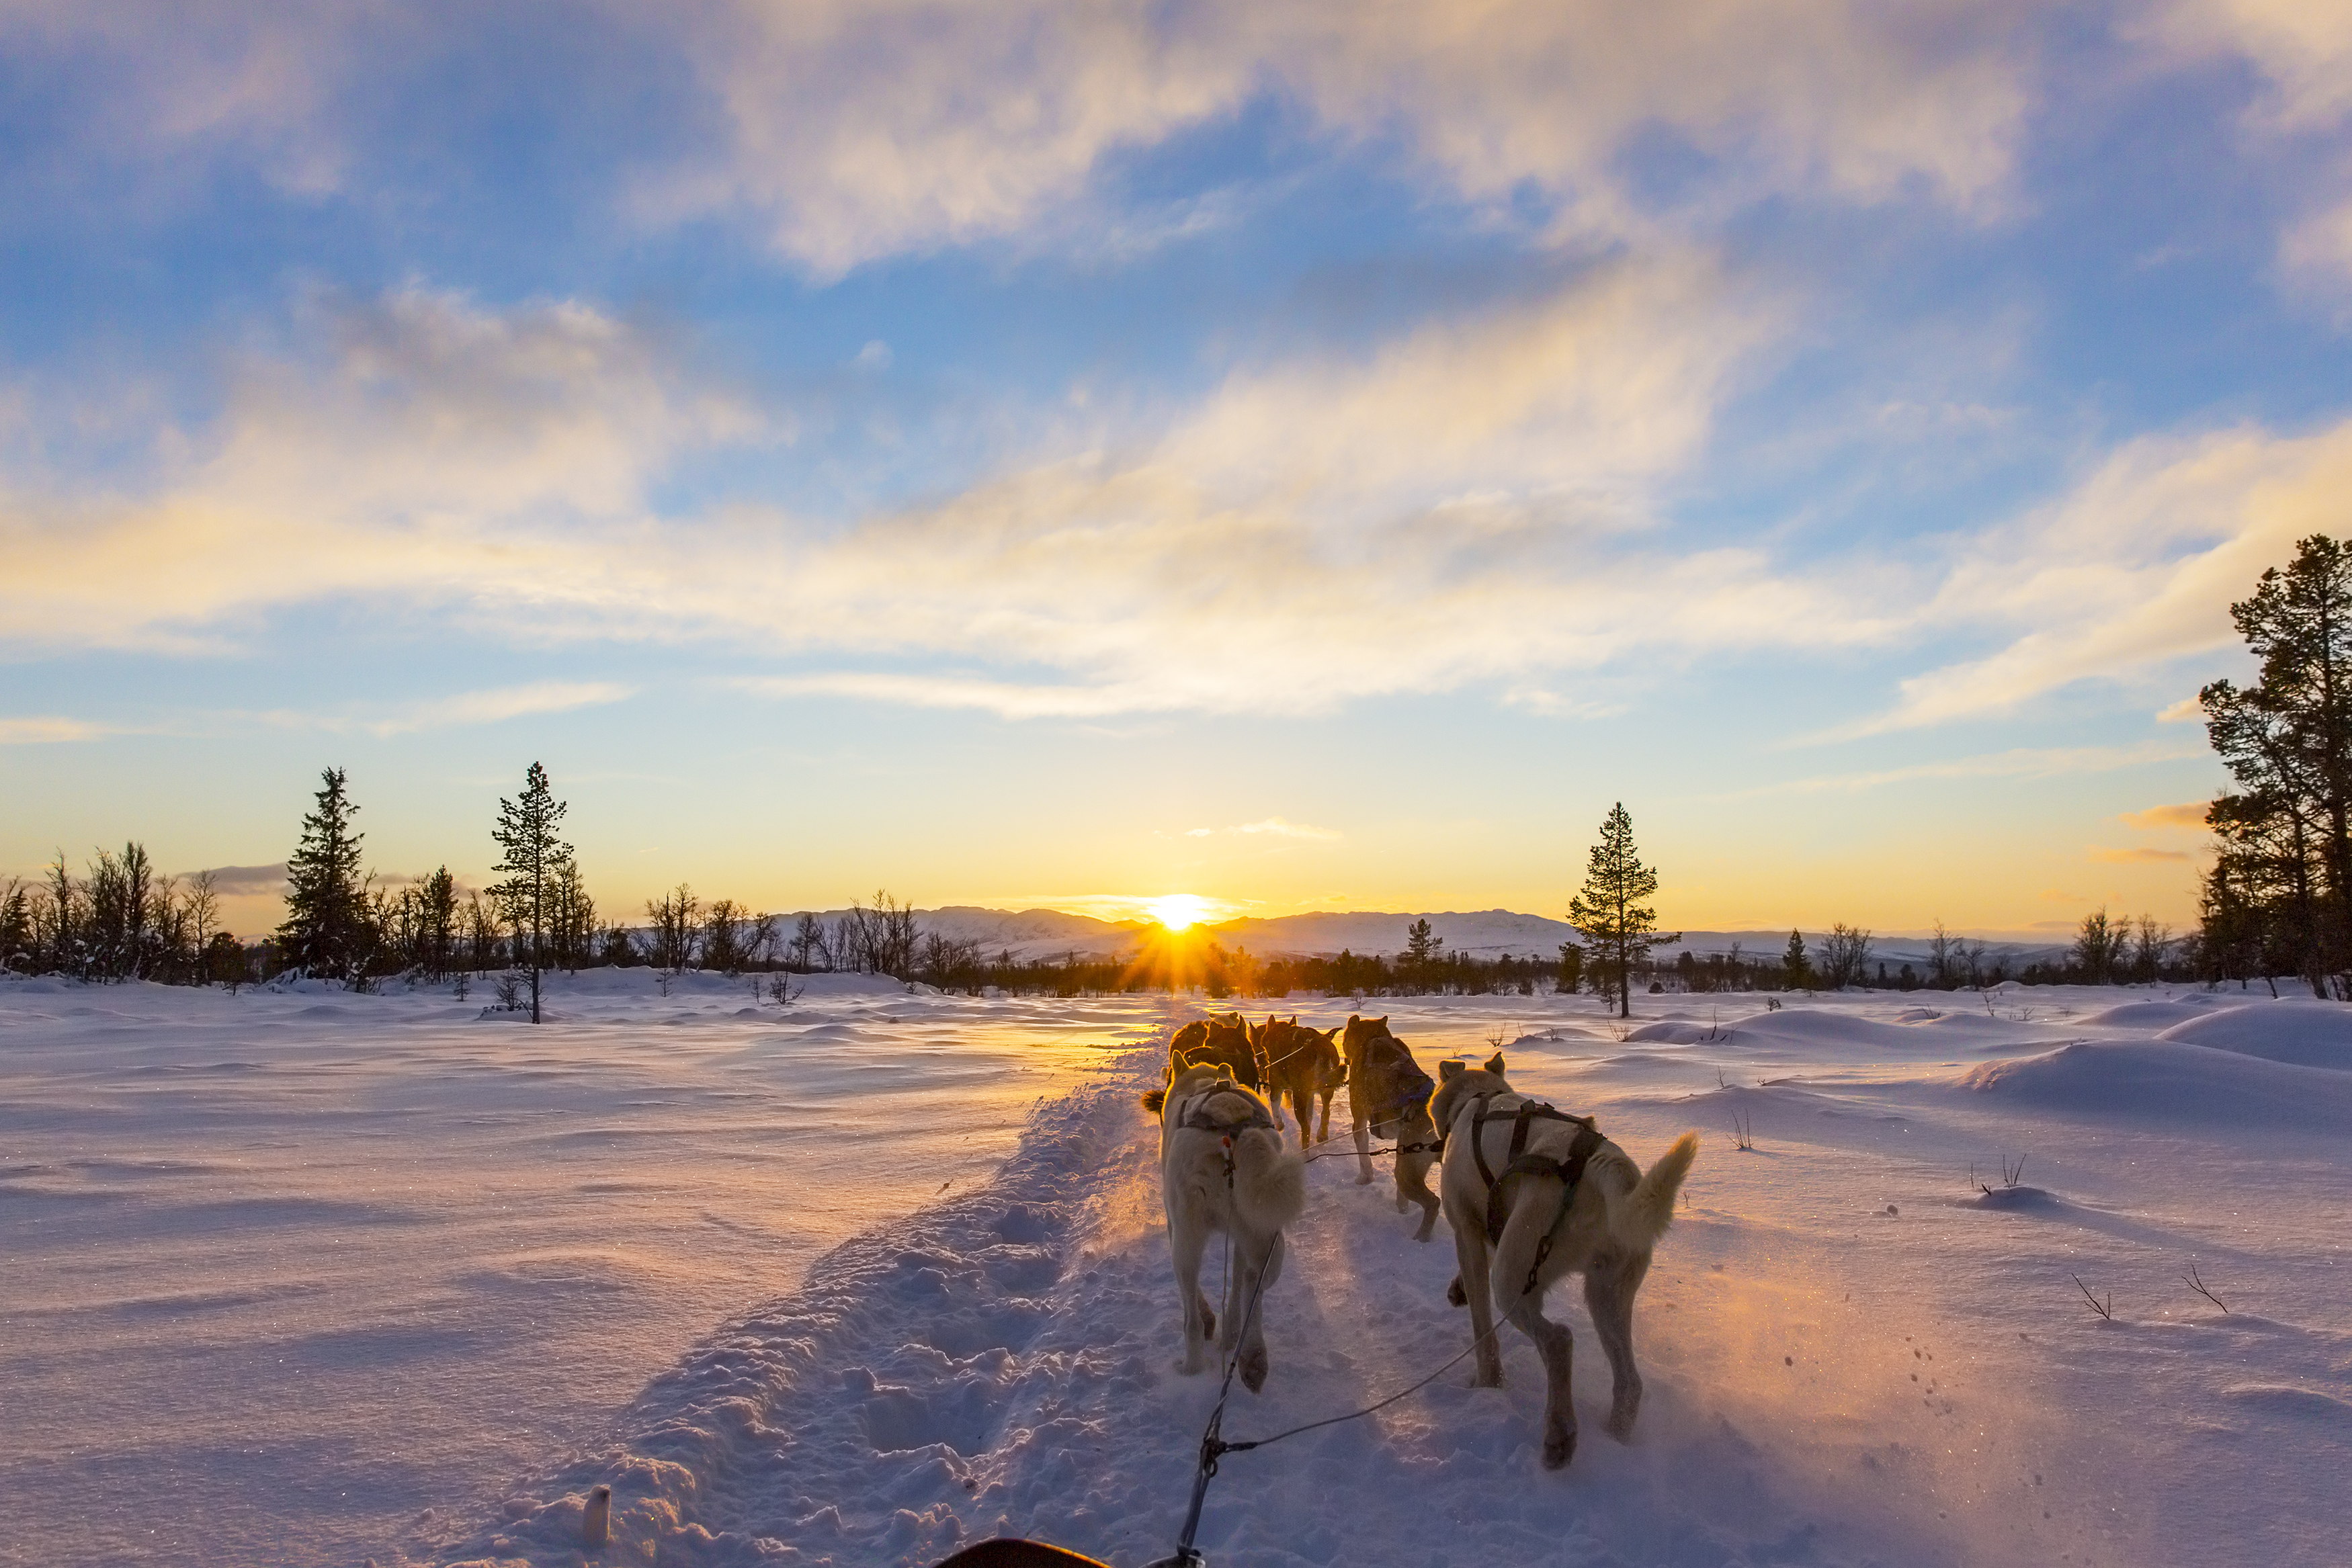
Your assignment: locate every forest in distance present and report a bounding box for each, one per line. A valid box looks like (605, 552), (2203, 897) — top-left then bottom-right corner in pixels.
(5, 535), (2349, 1007)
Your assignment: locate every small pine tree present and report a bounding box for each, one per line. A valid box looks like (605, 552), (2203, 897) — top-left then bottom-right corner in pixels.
(1781, 928), (1812, 990)
(1568, 803), (1680, 1018)
(1404, 917), (1443, 992)
(278, 768), (368, 982)
(490, 763), (572, 1023)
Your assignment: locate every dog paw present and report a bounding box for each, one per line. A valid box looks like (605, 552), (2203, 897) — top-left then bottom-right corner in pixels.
(1238, 1347), (1268, 1393)
(1353, 1172), (1374, 1186)
(1542, 1426), (1578, 1470)
(1445, 1275), (1466, 1307)
(1605, 1401), (1640, 1441)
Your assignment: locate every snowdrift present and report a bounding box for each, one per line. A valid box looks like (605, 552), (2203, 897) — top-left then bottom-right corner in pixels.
(1955, 1038), (2352, 1132)
(2156, 1001), (2352, 1070)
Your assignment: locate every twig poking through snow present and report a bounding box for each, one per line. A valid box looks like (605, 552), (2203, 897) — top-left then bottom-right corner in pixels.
(2073, 1274), (2114, 1321)
(1730, 1107), (1755, 1152)
(2184, 1260), (2230, 1314)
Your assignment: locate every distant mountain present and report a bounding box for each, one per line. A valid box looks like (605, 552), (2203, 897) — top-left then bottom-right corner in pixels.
(803, 906), (2072, 967)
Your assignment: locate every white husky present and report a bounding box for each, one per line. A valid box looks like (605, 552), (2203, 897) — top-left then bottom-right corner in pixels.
(1140, 1049), (1308, 1392)
(1431, 1052), (1699, 1469)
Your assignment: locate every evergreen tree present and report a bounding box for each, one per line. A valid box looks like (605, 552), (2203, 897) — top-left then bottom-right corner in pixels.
(278, 768), (367, 981)
(1568, 803), (1679, 1018)
(490, 762), (572, 1023)
(1404, 917), (1443, 992)
(2200, 534), (2352, 992)
(1781, 928), (1812, 990)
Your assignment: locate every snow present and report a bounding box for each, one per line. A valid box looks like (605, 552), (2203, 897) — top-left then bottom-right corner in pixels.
(3, 979), (2347, 1567)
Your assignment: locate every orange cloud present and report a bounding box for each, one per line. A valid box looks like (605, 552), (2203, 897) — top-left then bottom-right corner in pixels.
(2091, 846), (2193, 863)
(2119, 800), (2213, 830)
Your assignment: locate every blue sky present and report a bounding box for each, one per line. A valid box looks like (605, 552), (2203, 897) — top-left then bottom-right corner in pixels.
(5, 1), (2350, 939)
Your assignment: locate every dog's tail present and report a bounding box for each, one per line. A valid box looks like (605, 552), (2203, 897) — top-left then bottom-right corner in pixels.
(1230, 1128), (1307, 1233)
(1612, 1131), (1699, 1252)
(1139, 1087), (1167, 1117)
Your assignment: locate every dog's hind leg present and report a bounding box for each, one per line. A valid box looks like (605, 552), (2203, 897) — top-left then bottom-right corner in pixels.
(1314, 1089), (1334, 1145)
(1452, 1225), (1504, 1388)
(1230, 1230), (1282, 1393)
(1351, 1106), (1376, 1185)
(1501, 1286), (1578, 1469)
(1395, 1147), (1440, 1241)
(1493, 1182), (1581, 1467)
(1584, 1248), (1651, 1440)
(1170, 1208), (1212, 1377)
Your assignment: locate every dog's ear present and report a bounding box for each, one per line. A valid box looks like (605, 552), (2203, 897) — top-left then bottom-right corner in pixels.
(1373, 1016), (1388, 1030)
(1483, 1050), (1506, 1075)
(1439, 1059), (1465, 1081)
(1347, 1013), (1360, 1027)
(1319, 1026), (1339, 1042)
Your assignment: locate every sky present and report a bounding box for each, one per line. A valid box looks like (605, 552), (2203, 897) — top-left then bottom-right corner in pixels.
(4, 0), (2351, 942)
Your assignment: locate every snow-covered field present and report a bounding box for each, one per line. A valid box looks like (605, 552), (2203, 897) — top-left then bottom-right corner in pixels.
(5, 977), (2348, 1567)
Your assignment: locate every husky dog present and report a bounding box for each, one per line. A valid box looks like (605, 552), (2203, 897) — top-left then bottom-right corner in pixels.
(1339, 1014), (1443, 1241)
(1430, 1053), (1698, 1469)
(1167, 1012), (1261, 1090)
(1248, 1015), (1343, 1145)
(1139, 1050), (1307, 1391)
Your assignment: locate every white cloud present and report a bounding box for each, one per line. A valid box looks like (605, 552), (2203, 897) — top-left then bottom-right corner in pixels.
(356, 681), (637, 735)
(6, 263), (1906, 717)
(1183, 818), (1341, 841)
(1728, 740), (2208, 797)
(0, 286), (769, 655)
(2140, 0), (2352, 132)
(1861, 420), (2352, 731)
(661, 0), (2040, 272)
(0, 715), (112, 744)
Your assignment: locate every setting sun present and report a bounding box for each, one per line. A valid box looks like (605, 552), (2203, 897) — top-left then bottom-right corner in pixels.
(1146, 894), (1214, 931)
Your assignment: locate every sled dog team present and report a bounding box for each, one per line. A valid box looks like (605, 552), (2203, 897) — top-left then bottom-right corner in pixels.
(1140, 1012), (1699, 1471)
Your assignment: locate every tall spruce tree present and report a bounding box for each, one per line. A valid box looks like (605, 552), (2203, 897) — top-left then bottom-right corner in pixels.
(491, 763), (572, 1023)
(1568, 803), (1679, 1018)
(2200, 534), (2352, 992)
(278, 768), (367, 981)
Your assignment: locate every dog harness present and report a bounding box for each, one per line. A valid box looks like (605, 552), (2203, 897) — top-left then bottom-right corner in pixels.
(1450, 1092), (1605, 1296)
(1175, 1078), (1277, 1136)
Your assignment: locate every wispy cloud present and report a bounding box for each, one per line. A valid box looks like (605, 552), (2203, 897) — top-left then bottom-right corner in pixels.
(352, 681), (636, 736)
(7, 265), (1916, 720)
(1855, 421), (2352, 732)
(1723, 740), (2206, 797)
(2120, 800), (2212, 830)
(0, 716), (113, 744)
(732, 673), (1179, 720)
(1183, 818), (1342, 841)
(2091, 845), (2193, 863)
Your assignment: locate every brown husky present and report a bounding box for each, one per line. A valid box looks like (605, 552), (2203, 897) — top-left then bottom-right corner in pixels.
(1247, 1015), (1343, 1145)
(1166, 1012), (1261, 1090)
(1429, 1052), (1698, 1469)
(1339, 1015), (1442, 1241)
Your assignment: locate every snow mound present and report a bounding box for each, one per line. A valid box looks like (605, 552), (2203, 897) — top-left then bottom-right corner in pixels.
(2156, 1003), (2352, 1070)
(2076, 1000), (2215, 1029)
(1955, 1040), (2352, 1132)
